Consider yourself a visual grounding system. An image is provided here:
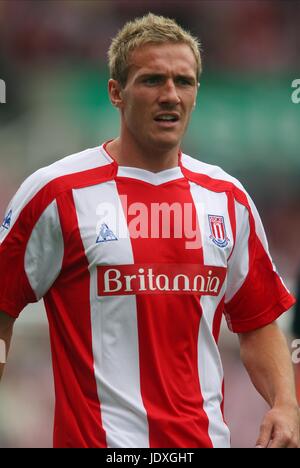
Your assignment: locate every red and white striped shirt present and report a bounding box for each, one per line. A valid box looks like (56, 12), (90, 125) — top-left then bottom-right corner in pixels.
(0, 143), (295, 448)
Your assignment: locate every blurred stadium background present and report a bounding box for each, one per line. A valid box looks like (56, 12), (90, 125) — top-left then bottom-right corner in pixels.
(0, 0), (299, 448)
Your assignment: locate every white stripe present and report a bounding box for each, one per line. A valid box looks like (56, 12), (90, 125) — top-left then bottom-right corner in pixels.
(198, 294), (231, 448)
(181, 153), (246, 193)
(73, 181), (149, 448)
(225, 201), (250, 303)
(189, 182), (234, 267)
(247, 196), (291, 295)
(117, 166), (184, 185)
(25, 199), (64, 300)
(189, 182), (231, 447)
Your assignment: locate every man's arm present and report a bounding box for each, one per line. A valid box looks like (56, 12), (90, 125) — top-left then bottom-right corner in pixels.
(239, 321), (300, 448)
(0, 311), (15, 380)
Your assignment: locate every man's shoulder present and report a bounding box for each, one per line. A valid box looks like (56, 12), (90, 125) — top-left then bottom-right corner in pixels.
(21, 145), (112, 197)
(34, 145), (111, 187)
(181, 153), (246, 197)
(9, 145), (113, 217)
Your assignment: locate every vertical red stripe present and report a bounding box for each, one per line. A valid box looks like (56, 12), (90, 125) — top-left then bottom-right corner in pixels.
(221, 380), (226, 419)
(212, 296), (225, 344)
(44, 190), (107, 448)
(116, 176), (213, 448)
(226, 192), (236, 262)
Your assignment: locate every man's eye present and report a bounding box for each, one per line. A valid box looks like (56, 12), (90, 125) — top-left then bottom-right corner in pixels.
(177, 78), (192, 86)
(143, 77), (161, 85)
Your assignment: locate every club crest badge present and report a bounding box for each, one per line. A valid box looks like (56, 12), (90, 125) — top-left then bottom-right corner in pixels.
(208, 214), (230, 248)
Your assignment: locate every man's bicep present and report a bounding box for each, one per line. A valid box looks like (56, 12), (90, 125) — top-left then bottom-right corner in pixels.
(0, 310), (16, 327)
(238, 321), (279, 343)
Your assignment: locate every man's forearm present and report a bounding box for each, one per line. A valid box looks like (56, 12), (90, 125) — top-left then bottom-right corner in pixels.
(0, 337), (10, 380)
(239, 322), (297, 408)
(0, 362), (5, 380)
(239, 322), (300, 447)
(0, 311), (15, 381)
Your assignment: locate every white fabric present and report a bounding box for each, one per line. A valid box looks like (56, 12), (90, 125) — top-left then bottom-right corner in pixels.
(25, 200), (64, 300)
(73, 182), (150, 448)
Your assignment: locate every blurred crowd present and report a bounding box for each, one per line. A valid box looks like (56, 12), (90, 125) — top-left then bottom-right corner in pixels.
(0, 0), (299, 71)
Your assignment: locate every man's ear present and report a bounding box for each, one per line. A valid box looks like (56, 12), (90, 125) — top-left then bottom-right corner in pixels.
(108, 79), (123, 109)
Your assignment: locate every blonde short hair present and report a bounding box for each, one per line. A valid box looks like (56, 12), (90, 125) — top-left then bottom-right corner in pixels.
(108, 13), (202, 87)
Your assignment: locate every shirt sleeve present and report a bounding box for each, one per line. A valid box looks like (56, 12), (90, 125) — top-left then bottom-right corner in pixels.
(224, 194), (296, 333)
(0, 175), (64, 318)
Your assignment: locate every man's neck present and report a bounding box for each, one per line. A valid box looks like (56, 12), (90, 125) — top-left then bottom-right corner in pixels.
(106, 138), (180, 173)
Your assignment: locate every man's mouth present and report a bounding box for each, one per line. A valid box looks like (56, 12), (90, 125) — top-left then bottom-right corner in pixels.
(153, 113), (180, 127)
(154, 113), (180, 122)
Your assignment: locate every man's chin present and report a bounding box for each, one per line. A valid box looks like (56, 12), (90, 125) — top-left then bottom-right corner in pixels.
(148, 134), (182, 152)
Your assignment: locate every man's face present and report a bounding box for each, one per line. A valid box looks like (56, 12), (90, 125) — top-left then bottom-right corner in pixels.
(110, 42), (199, 153)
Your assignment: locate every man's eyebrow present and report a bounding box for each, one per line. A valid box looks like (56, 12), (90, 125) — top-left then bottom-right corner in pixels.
(176, 74), (197, 83)
(137, 73), (164, 79)
(137, 73), (196, 82)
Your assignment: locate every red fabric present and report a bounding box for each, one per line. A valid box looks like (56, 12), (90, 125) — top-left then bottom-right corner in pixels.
(225, 234), (296, 333)
(226, 191), (236, 262)
(180, 165), (296, 332)
(0, 163), (117, 317)
(45, 190), (107, 448)
(0, 149), (295, 448)
(116, 176), (213, 448)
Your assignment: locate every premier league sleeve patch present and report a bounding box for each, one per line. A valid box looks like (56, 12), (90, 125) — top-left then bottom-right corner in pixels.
(208, 214), (230, 248)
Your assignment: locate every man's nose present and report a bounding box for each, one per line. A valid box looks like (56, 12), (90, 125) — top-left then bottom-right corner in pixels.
(158, 79), (180, 106)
